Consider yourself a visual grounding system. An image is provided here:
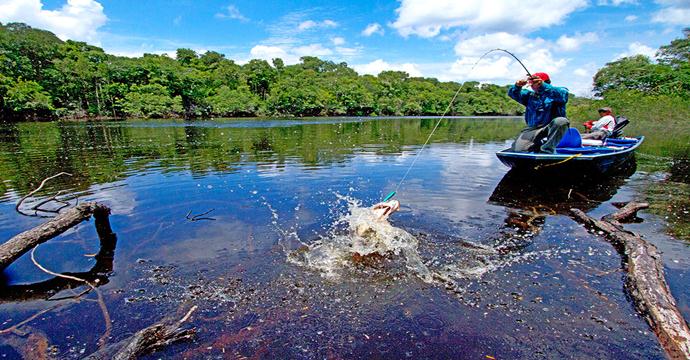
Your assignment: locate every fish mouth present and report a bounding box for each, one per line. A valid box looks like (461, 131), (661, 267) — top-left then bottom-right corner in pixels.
(371, 200), (400, 219)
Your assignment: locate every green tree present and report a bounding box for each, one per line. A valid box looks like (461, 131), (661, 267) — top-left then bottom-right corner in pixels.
(657, 28), (690, 68)
(120, 83), (183, 118)
(4, 78), (54, 118)
(176, 48), (197, 66)
(243, 59), (276, 100)
(207, 84), (260, 116)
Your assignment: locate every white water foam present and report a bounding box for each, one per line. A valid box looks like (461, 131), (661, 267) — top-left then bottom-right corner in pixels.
(272, 194), (567, 294)
(288, 196), (433, 282)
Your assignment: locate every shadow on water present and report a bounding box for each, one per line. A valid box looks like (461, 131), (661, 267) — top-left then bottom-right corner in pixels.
(488, 161), (636, 238)
(0, 226), (117, 303)
(489, 160), (636, 213)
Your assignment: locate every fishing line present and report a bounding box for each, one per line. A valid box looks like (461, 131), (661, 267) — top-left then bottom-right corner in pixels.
(382, 48), (531, 202)
(475, 48), (532, 77)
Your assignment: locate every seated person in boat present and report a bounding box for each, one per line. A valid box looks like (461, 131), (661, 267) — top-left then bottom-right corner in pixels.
(508, 72), (570, 154)
(582, 107), (616, 140)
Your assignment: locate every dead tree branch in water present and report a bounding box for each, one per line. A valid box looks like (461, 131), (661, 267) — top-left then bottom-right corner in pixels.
(0, 202), (116, 347)
(604, 202), (649, 223)
(186, 209), (216, 221)
(570, 202), (690, 359)
(0, 202), (112, 270)
(29, 246), (112, 349)
(86, 305), (198, 360)
(15, 172), (72, 216)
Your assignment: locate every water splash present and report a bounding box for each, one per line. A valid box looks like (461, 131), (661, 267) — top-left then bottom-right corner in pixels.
(288, 196), (433, 282)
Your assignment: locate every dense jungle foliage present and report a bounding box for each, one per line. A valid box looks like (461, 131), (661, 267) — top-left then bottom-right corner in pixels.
(0, 22), (527, 120)
(1, 23), (687, 122)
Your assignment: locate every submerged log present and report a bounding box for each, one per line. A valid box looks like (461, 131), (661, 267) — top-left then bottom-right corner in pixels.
(605, 201), (649, 223)
(571, 203), (690, 359)
(0, 202), (112, 271)
(86, 306), (197, 360)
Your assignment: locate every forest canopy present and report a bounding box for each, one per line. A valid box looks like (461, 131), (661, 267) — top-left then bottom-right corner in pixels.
(0, 22), (688, 121)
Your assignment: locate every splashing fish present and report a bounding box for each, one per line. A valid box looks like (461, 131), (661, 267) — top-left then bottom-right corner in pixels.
(290, 198), (433, 282)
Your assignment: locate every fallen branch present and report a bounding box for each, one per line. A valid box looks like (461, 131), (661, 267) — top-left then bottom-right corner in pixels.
(30, 190), (71, 214)
(86, 305), (198, 360)
(186, 209), (216, 222)
(0, 202), (111, 270)
(29, 246), (112, 349)
(571, 203), (690, 359)
(15, 172), (72, 216)
(604, 201), (649, 223)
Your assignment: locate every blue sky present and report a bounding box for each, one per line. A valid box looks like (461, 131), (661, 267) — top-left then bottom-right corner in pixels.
(0, 0), (688, 95)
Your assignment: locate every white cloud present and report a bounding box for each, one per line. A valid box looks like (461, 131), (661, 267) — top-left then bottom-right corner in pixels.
(448, 32), (568, 85)
(597, 0), (638, 5)
(616, 42), (657, 59)
(331, 36), (345, 46)
(454, 32), (546, 57)
(556, 32), (599, 51)
(293, 43), (333, 57)
(0, 0), (107, 43)
(353, 59), (422, 77)
(215, 4), (249, 22)
(574, 68), (590, 77)
(362, 23), (384, 37)
(250, 45), (295, 63)
(652, 2), (690, 26)
(391, 0), (588, 37)
(298, 19), (338, 31)
(624, 15), (638, 21)
(248, 42), (361, 65)
(298, 20), (317, 31)
(335, 46), (361, 57)
(570, 62), (598, 96)
(446, 49), (567, 82)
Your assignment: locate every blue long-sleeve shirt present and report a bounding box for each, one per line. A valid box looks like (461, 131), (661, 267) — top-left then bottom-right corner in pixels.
(508, 83), (569, 128)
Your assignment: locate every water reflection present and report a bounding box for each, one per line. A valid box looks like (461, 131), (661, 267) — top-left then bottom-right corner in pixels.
(489, 164), (636, 236)
(490, 163), (635, 213)
(0, 118), (678, 359)
(0, 207), (118, 303)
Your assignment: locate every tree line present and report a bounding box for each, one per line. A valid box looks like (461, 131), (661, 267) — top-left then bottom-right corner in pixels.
(0, 22), (525, 120)
(1, 22), (687, 121)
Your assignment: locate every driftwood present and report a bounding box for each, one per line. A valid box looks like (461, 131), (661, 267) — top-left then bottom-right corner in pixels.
(0, 201), (116, 347)
(0, 232), (115, 303)
(15, 172), (73, 216)
(604, 201), (649, 223)
(571, 202), (690, 359)
(0, 202), (112, 270)
(86, 306), (197, 360)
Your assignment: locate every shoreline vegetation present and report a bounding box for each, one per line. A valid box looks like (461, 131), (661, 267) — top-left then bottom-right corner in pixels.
(1, 23), (686, 123)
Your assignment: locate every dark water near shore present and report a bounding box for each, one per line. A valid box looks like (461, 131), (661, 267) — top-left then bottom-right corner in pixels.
(0, 117), (688, 359)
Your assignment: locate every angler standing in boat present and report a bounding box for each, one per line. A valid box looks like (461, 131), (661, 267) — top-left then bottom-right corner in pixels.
(508, 72), (570, 154)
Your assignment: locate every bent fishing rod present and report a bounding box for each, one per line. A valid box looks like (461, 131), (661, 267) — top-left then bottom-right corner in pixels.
(382, 48), (531, 202)
(477, 48), (533, 77)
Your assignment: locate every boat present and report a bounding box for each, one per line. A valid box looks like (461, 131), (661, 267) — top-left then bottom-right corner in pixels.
(496, 135), (644, 176)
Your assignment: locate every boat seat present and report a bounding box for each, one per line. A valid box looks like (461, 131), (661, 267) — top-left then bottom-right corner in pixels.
(556, 128), (582, 148)
(610, 116), (629, 138)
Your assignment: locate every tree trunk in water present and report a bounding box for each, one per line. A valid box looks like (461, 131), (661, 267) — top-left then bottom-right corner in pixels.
(571, 204), (690, 359)
(0, 202), (112, 270)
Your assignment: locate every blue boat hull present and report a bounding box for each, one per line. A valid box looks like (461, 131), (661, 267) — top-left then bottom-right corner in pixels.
(496, 136), (644, 177)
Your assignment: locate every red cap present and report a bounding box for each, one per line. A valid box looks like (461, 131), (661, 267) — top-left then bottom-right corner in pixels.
(532, 72), (550, 82)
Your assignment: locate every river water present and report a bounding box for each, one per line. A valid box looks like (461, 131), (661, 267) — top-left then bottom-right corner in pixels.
(0, 117), (687, 359)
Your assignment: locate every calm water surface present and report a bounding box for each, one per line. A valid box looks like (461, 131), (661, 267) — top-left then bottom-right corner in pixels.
(0, 118), (688, 359)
